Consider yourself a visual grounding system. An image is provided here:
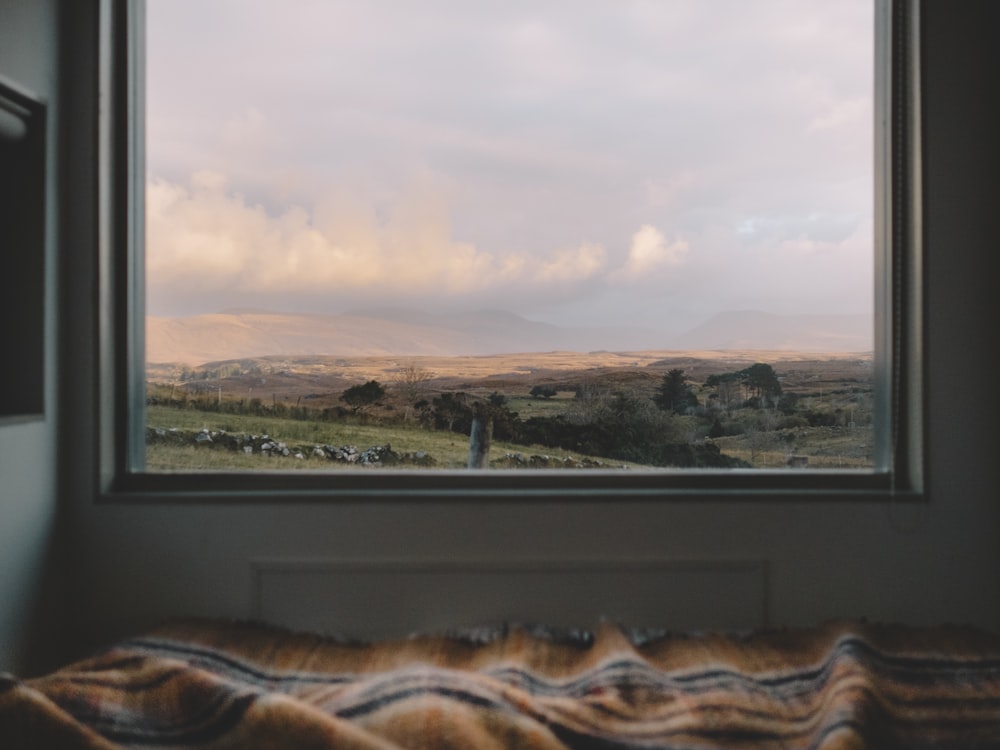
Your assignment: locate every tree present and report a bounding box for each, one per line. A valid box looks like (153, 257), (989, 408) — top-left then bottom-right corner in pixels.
(743, 409), (781, 465)
(483, 394), (520, 441)
(393, 363), (433, 403)
(707, 363), (782, 408)
(393, 364), (434, 421)
(740, 363), (782, 405)
(432, 392), (472, 433)
(340, 380), (386, 414)
(654, 369), (699, 414)
(705, 371), (740, 408)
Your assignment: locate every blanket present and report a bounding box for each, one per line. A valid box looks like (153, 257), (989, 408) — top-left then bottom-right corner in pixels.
(2, 618), (999, 749)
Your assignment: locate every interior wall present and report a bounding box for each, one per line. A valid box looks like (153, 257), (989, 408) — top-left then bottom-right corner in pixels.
(58, 0), (1000, 658)
(0, 0), (63, 675)
(918, 0), (1000, 624)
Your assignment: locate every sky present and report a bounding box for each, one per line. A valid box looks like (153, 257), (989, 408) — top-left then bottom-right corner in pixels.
(145, 0), (874, 334)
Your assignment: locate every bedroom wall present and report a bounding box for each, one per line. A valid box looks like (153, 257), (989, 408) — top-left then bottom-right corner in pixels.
(0, 0), (64, 675)
(56, 0), (1000, 658)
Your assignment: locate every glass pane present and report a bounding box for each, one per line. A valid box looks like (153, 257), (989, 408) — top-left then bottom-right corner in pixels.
(144, 0), (875, 472)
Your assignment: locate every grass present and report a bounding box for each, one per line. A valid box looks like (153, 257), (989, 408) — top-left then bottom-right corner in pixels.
(148, 444), (323, 471)
(146, 403), (875, 472)
(710, 425), (874, 469)
(145, 405), (632, 471)
(506, 393), (579, 419)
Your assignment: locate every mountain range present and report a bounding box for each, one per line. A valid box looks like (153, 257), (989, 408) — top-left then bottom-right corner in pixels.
(146, 308), (873, 364)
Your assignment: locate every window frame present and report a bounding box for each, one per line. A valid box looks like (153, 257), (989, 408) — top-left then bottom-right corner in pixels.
(96, 0), (924, 504)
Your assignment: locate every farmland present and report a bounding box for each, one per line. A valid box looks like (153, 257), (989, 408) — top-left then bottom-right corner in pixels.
(146, 349), (875, 471)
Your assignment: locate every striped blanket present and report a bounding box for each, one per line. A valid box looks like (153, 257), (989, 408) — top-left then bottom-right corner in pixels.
(2, 618), (1000, 749)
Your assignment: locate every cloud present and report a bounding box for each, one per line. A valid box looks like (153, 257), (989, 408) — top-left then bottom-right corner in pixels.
(613, 225), (689, 282)
(145, 172), (610, 313)
(723, 219), (875, 315)
(144, 1), (875, 325)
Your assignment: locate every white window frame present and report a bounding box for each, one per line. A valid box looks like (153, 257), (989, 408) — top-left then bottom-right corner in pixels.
(95, 0), (923, 503)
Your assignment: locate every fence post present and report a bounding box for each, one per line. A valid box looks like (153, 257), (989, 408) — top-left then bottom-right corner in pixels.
(468, 407), (492, 469)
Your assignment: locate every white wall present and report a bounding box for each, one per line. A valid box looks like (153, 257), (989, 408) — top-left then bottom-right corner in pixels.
(0, 0), (63, 675)
(53, 0), (1000, 659)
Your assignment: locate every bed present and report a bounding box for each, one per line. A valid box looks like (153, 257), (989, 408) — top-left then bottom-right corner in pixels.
(2, 617), (1000, 749)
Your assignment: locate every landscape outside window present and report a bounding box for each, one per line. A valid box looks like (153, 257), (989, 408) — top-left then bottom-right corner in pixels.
(144, 0), (876, 473)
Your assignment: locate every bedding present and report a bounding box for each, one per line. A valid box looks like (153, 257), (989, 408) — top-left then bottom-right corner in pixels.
(2, 618), (1000, 749)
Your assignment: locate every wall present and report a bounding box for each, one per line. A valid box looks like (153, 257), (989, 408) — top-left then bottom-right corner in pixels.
(56, 0), (1000, 659)
(0, 0), (63, 675)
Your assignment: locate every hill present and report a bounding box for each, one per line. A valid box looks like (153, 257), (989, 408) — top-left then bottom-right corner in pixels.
(146, 309), (659, 364)
(146, 308), (873, 365)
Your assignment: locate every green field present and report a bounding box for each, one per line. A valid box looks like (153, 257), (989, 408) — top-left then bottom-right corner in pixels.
(505, 393), (579, 419)
(146, 350), (876, 472)
(145, 405), (634, 471)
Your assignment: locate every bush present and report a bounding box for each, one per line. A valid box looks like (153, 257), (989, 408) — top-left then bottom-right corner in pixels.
(340, 380), (386, 412)
(529, 385), (558, 399)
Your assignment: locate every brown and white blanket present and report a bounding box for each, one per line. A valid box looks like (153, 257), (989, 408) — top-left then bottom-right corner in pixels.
(2, 618), (999, 749)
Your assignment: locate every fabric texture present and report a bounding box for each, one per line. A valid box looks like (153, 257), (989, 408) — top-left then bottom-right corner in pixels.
(3, 618), (1000, 749)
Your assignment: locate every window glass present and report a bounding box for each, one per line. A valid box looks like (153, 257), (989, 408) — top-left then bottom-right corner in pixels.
(144, 0), (876, 473)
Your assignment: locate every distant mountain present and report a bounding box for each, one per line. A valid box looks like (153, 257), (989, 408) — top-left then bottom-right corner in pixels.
(145, 308), (872, 365)
(145, 309), (661, 364)
(673, 310), (872, 352)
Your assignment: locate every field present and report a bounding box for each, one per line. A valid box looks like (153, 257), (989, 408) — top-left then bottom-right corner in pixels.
(146, 349), (876, 471)
(145, 404), (633, 471)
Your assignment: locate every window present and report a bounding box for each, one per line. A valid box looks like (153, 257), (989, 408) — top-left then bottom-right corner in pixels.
(101, 0), (923, 500)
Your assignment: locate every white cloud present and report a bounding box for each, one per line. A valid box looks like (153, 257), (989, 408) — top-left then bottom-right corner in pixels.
(145, 173), (610, 311)
(613, 225), (689, 282)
